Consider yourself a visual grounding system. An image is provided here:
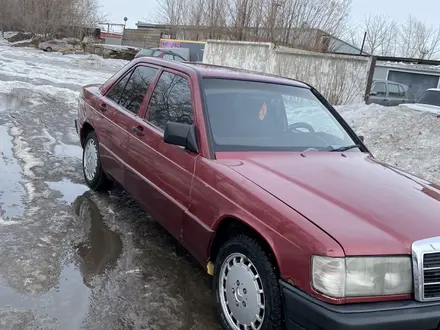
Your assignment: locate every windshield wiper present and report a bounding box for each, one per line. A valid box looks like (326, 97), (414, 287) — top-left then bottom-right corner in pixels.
(330, 144), (362, 152)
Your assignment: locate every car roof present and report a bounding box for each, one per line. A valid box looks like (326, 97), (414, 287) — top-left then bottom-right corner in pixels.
(133, 57), (310, 88)
(426, 88), (440, 92)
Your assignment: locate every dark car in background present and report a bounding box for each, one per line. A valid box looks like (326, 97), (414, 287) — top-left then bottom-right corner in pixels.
(134, 47), (187, 62)
(366, 79), (415, 106)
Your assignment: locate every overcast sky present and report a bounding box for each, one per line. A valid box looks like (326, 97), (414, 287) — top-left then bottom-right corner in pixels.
(99, 0), (439, 30)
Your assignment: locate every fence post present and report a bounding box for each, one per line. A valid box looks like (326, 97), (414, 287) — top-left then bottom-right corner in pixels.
(364, 56), (377, 102)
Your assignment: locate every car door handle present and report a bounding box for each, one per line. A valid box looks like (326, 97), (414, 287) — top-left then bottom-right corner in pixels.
(132, 126), (145, 136)
(98, 103), (107, 112)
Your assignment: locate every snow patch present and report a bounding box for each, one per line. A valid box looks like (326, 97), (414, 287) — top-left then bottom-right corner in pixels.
(9, 126), (43, 177)
(0, 81), (79, 105)
(337, 103), (440, 184)
(0, 217), (19, 225)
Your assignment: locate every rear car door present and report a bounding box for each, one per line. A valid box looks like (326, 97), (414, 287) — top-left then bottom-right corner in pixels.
(125, 69), (198, 240)
(97, 65), (157, 185)
(388, 83), (402, 106)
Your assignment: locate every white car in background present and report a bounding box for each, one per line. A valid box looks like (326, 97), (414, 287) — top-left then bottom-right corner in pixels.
(401, 88), (440, 115)
(38, 40), (72, 52)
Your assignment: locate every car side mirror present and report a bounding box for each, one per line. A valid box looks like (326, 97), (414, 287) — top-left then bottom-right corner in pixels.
(369, 91), (377, 96)
(164, 122), (199, 153)
(358, 135), (365, 142)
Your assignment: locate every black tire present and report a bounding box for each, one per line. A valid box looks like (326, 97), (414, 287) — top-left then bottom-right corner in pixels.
(82, 131), (112, 191)
(46, 47), (52, 52)
(214, 234), (283, 330)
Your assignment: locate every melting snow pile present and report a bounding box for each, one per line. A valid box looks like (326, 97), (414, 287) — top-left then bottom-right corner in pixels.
(337, 103), (440, 184)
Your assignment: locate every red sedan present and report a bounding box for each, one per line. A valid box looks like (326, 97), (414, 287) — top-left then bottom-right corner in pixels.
(76, 57), (440, 330)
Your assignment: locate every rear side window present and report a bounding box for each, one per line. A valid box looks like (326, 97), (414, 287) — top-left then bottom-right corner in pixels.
(153, 50), (163, 57)
(388, 83), (400, 97)
(372, 82), (386, 96)
(147, 71), (193, 130)
(163, 53), (174, 60)
(106, 66), (159, 114)
(140, 49), (154, 56)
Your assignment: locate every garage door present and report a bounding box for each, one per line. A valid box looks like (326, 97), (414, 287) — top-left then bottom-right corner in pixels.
(388, 70), (439, 100)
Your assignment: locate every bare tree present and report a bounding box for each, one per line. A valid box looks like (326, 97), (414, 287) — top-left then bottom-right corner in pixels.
(0, 0), (101, 37)
(155, 0), (352, 48)
(359, 14), (398, 56)
(399, 15), (440, 59)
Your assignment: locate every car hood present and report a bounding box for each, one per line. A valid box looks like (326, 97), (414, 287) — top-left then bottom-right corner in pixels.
(221, 152), (440, 256)
(401, 103), (440, 115)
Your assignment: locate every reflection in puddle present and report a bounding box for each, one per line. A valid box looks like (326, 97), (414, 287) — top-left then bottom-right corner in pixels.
(0, 262), (90, 330)
(0, 195), (122, 328)
(54, 142), (82, 159)
(0, 125), (25, 218)
(46, 179), (88, 204)
(73, 194), (123, 286)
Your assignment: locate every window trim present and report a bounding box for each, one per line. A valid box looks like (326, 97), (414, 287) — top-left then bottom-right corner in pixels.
(104, 64), (161, 117)
(143, 68), (197, 133)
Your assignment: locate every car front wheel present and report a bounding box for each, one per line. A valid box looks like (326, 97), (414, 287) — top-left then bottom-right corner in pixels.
(82, 131), (112, 191)
(214, 235), (283, 330)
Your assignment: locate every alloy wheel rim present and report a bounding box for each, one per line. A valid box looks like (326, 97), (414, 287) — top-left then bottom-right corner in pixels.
(83, 139), (98, 181)
(219, 253), (265, 330)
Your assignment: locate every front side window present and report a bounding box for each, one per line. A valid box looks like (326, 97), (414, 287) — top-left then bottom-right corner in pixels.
(203, 79), (356, 152)
(147, 71), (193, 130)
(372, 82), (386, 96)
(106, 66), (158, 114)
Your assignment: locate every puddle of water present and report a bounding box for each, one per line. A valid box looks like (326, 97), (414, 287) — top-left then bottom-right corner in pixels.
(0, 263), (90, 330)
(46, 179), (89, 204)
(0, 125), (25, 218)
(54, 143), (82, 159)
(0, 195), (122, 329)
(73, 195), (123, 283)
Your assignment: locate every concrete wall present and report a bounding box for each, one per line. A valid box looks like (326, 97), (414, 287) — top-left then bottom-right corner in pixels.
(122, 29), (161, 49)
(203, 40), (371, 105)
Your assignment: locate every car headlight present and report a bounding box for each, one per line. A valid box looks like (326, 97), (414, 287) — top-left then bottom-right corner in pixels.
(312, 256), (412, 298)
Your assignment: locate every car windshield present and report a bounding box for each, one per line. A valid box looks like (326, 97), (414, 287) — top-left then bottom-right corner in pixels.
(417, 90), (440, 106)
(203, 78), (357, 152)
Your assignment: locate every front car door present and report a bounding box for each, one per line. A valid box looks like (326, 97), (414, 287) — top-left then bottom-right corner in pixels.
(369, 81), (388, 106)
(125, 69), (199, 240)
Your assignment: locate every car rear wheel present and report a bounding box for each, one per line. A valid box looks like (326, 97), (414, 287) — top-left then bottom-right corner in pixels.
(214, 235), (283, 330)
(82, 131), (112, 191)
(46, 47), (52, 52)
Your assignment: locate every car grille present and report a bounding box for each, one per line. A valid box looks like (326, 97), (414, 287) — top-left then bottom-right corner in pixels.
(423, 252), (440, 299)
(412, 237), (440, 302)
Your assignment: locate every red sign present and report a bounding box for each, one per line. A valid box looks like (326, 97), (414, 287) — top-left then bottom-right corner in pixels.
(100, 32), (122, 39)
